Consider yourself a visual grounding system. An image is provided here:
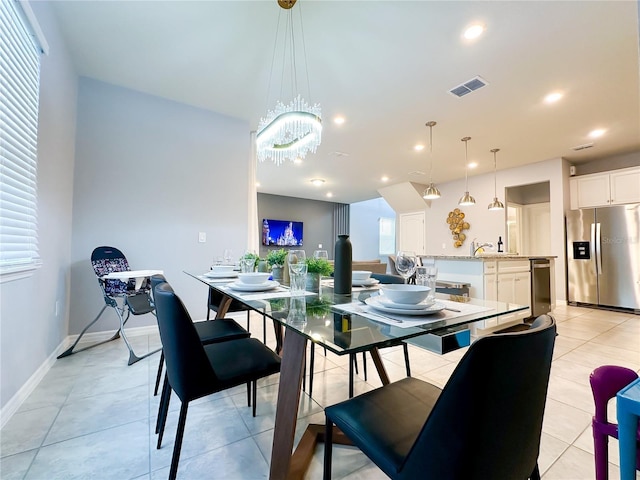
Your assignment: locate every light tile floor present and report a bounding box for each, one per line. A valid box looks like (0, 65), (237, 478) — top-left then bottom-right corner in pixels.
(1, 305), (639, 479)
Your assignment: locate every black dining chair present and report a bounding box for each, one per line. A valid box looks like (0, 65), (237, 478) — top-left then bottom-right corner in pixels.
(324, 314), (557, 480)
(151, 275), (251, 433)
(153, 282), (281, 480)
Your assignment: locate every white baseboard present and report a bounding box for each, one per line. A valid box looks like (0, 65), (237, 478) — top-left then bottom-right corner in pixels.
(0, 324), (160, 429)
(0, 338), (67, 429)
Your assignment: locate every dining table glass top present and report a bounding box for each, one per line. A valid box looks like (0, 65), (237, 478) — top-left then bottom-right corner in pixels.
(184, 270), (528, 356)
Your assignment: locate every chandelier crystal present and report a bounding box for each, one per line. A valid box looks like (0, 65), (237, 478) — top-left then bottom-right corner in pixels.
(257, 0), (322, 165)
(256, 95), (322, 165)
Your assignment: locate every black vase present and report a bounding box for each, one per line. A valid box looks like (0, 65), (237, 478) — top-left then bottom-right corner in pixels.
(334, 234), (352, 295)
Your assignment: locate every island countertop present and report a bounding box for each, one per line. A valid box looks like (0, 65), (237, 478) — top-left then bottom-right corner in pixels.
(419, 254), (557, 260)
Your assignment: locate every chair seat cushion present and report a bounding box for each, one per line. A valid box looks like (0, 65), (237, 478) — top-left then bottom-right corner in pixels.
(326, 377), (441, 476)
(204, 338), (281, 390)
(194, 319), (250, 344)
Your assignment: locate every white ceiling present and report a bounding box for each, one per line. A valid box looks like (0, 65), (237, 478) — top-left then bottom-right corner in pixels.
(49, 0), (640, 204)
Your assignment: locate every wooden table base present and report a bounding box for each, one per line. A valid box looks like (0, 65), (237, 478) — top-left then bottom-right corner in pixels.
(269, 333), (390, 480)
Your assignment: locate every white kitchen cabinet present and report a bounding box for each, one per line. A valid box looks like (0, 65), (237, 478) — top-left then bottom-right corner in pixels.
(610, 168), (640, 205)
(570, 167), (640, 209)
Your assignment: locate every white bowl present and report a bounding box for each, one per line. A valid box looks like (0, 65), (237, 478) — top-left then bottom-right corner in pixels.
(237, 272), (271, 285)
(380, 284), (431, 305)
(352, 270), (372, 282)
(212, 265), (235, 273)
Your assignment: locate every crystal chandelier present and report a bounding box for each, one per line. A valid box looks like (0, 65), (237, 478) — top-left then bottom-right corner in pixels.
(257, 0), (322, 165)
(422, 121), (441, 199)
(488, 148), (505, 210)
(458, 136), (476, 206)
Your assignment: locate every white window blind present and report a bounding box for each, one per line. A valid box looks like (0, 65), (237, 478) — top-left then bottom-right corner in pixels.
(0, 0), (41, 276)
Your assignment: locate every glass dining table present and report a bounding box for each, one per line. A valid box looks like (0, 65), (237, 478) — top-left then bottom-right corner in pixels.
(184, 270), (529, 480)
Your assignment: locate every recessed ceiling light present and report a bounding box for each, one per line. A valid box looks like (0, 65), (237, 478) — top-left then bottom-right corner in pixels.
(463, 24), (485, 40)
(310, 178), (325, 186)
(293, 158), (303, 164)
(468, 162), (478, 169)
(414, 144), (425, 151)
(333, 116), (345, 125)
(589, 128), (606, 138)
(326, 192), (333, 198)
(255, 182), (261, 187)
(544, 92), (563, 104)
(381, 176), (389, 182)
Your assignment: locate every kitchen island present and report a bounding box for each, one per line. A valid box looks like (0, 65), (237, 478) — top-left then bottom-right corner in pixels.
(419, 254), (557, 332)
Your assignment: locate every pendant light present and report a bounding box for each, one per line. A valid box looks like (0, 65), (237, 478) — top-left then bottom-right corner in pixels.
(458, 136), (476, 206)
(488, 148), (505, 210)
(422, 121), (441, 199)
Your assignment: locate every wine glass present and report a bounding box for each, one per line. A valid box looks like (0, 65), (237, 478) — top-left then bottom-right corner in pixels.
(288, 249), (306, 273)
(395, 251), (417, 283)
(313, 249), (328, 261)
(223, 249), (233, 266)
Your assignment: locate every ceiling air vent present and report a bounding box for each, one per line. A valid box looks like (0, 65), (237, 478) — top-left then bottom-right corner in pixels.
(449, 76), (489, 97)
(572, 143), (594, 151)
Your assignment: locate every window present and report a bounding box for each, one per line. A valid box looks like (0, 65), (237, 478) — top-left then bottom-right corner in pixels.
(0, 0), (42, 279)
(378, 217), (396, 255)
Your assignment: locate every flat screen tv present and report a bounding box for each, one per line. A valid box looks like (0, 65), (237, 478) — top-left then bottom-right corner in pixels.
(262, 218), (303, 246)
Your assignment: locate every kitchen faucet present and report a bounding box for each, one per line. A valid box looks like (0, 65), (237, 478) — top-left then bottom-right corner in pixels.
(473, 241), (494, 256)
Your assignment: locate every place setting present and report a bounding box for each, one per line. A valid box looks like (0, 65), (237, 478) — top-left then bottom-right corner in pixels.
(351, 270), (380, 287)
(203, 264), (239, 280)
(227, 272), (279, 292)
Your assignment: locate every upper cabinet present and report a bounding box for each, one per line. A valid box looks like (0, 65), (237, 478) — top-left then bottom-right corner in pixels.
(570, 166), (640, 209)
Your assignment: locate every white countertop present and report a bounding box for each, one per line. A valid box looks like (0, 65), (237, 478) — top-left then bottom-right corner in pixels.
(419, 254), (556, 260)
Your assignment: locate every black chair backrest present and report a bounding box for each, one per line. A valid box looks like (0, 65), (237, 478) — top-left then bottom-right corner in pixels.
(371, 273), (404, 284)
(400, 315), (556, 480)
(150, 274), (168, 299)
(154, 283), (219, 402)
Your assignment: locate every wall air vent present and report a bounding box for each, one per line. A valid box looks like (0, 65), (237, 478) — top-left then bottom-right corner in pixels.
(328, 151), (350, 157)
(449, 76), (489, 97)
(572, 143), (594, 151)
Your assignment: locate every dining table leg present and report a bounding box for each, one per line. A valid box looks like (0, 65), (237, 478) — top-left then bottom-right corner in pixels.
(269, 330), (307, 480)
(215, 295), (232, 319)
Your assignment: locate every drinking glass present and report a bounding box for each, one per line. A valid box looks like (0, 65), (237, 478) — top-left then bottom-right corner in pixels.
(240, 256), (256, 273)
(395, 251), (417, 283)
(223, 249), (233, 265)
(288, 249), (306, 270)
(416, 265), (438, 305)
(313, 249), (328, 261)
(289, 263), (308, 296)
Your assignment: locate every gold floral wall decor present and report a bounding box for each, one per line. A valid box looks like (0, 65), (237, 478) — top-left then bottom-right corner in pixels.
(446, 208), (470, 248)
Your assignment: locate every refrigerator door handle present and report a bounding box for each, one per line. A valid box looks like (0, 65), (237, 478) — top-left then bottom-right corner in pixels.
(595, 222), (603, 275)
(590, 223), (597, 273)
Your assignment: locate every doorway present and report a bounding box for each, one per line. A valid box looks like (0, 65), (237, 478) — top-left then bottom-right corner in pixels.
(399, 211), (425, 254)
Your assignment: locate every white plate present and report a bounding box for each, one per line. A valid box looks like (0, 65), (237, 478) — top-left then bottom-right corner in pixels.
(365, 296), (445, 315)
(352, 278), (380, 287)
(376, 296), (436, 310)
(227, 280), (280, 292)
(204, 271), (238, 279)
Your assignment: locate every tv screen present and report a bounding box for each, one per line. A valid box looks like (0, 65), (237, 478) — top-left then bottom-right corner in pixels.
(262, 219), (303, 246)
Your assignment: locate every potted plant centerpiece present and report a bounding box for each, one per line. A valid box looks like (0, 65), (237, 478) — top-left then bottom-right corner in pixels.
(305, 257), (333, 293)
(266, 248), (287, 282)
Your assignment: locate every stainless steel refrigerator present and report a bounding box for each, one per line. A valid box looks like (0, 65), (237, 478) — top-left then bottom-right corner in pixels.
(566, 204), (639, 311)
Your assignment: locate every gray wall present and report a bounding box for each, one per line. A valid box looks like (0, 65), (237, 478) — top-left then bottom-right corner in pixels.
(257, 193), (336, 259)
(0, 2), (77, 410)
(573, 150), (640, 176)
(350, 197), (396, 261)
(69, 78), (250, 333)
